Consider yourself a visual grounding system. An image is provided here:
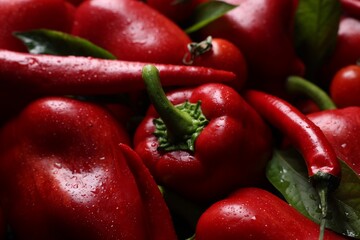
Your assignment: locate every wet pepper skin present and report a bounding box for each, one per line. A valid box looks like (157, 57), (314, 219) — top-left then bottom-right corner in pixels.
(308, 107), (360, 175)
(72, 0), (191, 64)
(0, 97), (177, 240)
(197, 0), (304, 94)
(0, 0), (75, 52)
(330, 65), (360, 108)
(133, 83), (273, 202)
(195, 188), (346, 240)
(322, 17), (360, 84)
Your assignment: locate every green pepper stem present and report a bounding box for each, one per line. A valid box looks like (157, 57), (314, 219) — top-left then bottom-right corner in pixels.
(142, 64), (195, 143)
(286, 76), (337, 110)
(317, 186), (328, 240)
(311, 171), (340, 240)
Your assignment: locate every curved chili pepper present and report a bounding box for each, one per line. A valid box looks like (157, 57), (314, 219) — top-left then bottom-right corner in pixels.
(0, 49), (237, 95)
(244, 89), (341, 240)
(244, 90), (340, 180)
(134, 65), (272, 202)
(288, 75), (360, 176)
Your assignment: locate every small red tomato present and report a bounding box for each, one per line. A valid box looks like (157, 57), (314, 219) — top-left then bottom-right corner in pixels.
(330, 65), (360, 108)
(183, 36), (248, 90)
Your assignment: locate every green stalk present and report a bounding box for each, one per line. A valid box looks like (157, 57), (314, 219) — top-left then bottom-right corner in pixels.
(142, 65), (196, 143)
(142, 64), (210, 153)
(287, 76), (342, 240)
(318, 187), (327, 240)
(286, 76), (337, 110)
(314, 138), (338, 239)
(311, 171), (339, 240)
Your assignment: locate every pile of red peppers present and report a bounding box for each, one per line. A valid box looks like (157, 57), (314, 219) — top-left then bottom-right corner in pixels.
(0, 0), (359, 239)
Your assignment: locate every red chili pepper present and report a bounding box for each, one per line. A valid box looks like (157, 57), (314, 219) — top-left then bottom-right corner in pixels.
(244, 89), (341, 240)
(0, 96), (177, 240)
(288, 75), (360, 176)
(133, 65), (273, 202)
(0, 49), (237, 96)
(244, 89), (340, 180)
(195, 187), (346, 240)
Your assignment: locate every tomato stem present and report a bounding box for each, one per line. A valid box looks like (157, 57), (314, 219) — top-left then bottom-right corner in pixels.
(183, 36), (213, 65)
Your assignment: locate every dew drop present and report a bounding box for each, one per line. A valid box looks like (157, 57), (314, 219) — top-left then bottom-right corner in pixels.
(54, 162), (62, 169)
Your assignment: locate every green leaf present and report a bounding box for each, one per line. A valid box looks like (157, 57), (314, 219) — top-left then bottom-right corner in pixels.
(267, 148), (360, 238)
(14, 29), (116, 59)
(294, 0), (341, 80)
(184, 0), (237, 34)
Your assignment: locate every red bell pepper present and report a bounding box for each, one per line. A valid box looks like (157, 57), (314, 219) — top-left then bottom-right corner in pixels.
(133, 65), (273, 202)
(0, 49), (237, 96)
(0, 96), (177, 240)
(322, 16), (360, 84)
(195, 187), (346, 240)
(0, 0), (75, 52)
(309, 107), (360, 175)
(72, 0), (191, 65)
